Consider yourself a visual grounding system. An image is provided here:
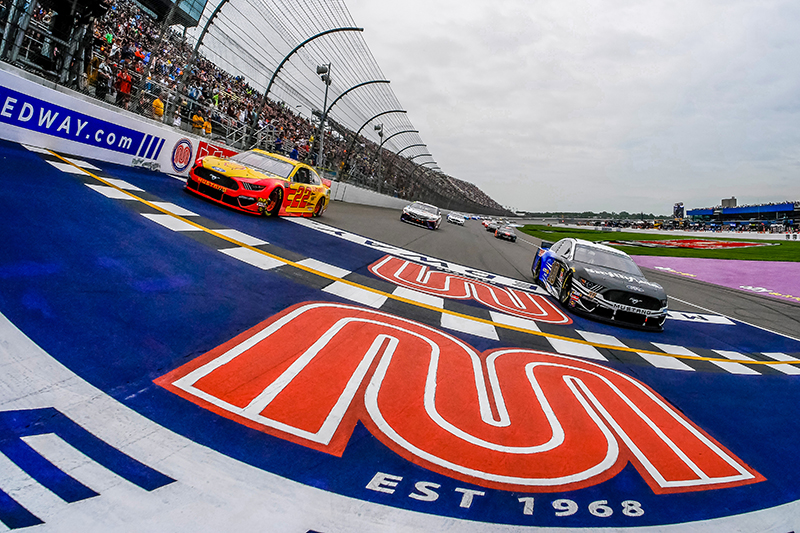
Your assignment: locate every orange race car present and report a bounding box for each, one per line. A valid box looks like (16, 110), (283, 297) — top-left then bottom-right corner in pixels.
(185, 149), (331, 217)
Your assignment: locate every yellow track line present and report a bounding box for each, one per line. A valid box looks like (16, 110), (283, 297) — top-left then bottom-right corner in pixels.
(51, 152), (799, 368)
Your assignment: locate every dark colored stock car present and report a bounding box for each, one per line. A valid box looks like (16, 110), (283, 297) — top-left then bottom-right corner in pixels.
(495, 225), (517, 242)
(531, 238), (668, 330)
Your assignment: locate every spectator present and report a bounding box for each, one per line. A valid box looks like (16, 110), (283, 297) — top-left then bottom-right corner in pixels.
(152, 91), (164, 121)
(85, 0), (504, 212)
(192, 111), (204, 134)
(203, 117), (212, 137)
(114, 63), (132, 109)
(95, 55), (112, 101)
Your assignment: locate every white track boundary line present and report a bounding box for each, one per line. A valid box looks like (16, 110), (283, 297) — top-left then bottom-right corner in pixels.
(669, 295), (800, 343)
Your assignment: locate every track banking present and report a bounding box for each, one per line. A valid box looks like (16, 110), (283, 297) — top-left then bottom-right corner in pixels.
(0, 84), (164, 160)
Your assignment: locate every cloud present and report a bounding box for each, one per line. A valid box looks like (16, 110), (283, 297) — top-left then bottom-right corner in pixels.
(347, 0), (800, 213)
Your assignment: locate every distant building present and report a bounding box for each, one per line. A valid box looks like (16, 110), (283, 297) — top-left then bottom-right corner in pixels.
(687, 201), (798, 230)
(721, 197), (737, 208)
(134, 0), (209, 28)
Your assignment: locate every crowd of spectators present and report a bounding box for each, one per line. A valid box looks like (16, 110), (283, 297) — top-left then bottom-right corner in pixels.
(2, 0), (505, 212)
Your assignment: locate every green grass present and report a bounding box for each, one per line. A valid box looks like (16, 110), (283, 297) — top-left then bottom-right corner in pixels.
(519, 225), (800, 262)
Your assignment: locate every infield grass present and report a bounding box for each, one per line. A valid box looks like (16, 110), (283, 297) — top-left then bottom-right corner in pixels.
(518, 225), (800, 262)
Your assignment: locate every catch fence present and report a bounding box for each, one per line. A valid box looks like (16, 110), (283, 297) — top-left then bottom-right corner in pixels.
(0, 0), (509, 215)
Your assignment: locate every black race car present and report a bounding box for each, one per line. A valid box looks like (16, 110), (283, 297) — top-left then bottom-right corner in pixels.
(494, 225), (517, 242)
(531, 238), (668, 330)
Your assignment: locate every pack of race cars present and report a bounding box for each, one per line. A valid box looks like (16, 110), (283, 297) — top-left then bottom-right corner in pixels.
(185, 155), (665, 332)
(397, 203), (666, 330)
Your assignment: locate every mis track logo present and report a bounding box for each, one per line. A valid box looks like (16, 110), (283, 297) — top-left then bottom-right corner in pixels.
(171, 138), (193, 173)
(156, 301), (763, 496)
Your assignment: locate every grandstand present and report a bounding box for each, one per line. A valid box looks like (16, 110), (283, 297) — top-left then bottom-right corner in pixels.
(687, 200), (799, 231)
(0, 0), (510, 215)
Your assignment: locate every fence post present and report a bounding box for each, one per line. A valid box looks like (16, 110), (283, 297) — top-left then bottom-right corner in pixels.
(8, 0), (37, 63)
(0, 0), (24, 59)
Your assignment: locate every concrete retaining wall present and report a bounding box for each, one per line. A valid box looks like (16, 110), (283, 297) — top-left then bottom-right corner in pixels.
(1, 64), (413, 211)
(329, 180), (408, 210)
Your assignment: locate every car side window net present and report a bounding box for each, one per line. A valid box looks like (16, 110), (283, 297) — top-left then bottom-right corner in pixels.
(294, 168), (310, 184)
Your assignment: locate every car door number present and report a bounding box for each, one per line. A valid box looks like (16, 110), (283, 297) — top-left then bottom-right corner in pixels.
(290, 186), (314, 210)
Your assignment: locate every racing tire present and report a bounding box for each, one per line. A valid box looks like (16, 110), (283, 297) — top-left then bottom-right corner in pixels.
(263, 187), (283, 217)
(558, 272), (573, 306)
(312, 197), (325, 217)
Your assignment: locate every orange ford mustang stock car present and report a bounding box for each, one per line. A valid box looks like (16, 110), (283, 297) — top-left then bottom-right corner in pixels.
(185, 149), (331, 217)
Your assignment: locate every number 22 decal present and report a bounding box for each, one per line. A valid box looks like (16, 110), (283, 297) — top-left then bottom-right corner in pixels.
(291, 186), (313, 209)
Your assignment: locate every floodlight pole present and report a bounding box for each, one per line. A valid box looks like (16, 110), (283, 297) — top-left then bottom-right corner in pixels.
(317, 79), (390, 168)
(343, 109), (406, 180)
(316, 63), (331, 168)
(249, 26), (363, 148)
(370, 129), (417, 192)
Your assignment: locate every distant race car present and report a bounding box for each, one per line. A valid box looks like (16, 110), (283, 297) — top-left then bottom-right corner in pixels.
(494, 225), (517, 242)
(401, 201), (442, 230)
(185, 149), (330, 217)
(486, 220), (501, 232)
(531, 238), (668, 330)
(447, 212), (466, 225)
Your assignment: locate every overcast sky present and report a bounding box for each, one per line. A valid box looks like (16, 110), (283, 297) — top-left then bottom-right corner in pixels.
(345, 0), (800, 214)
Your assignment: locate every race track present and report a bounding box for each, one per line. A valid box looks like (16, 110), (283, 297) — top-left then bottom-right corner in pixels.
(1, 139), (799, 532)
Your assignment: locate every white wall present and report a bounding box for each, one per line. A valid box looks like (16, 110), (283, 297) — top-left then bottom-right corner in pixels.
(0, 65), (210, 175)
(329, 180), (408, 209)
(0, 65), (411, 210)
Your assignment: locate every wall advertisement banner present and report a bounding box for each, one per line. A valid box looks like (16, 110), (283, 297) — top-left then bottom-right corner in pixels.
(0, 68), (208, 175)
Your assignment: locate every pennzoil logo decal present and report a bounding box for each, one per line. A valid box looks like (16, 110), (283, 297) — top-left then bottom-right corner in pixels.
(156, 302), (763, 495)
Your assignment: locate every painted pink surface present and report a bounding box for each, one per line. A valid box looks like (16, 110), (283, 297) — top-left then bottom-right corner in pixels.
(631, 256), (800, 304)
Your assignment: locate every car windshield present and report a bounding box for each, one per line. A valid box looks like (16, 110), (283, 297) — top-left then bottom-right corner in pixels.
(573, 245), (642, 276)
(413, 203), (438, 214)
(230, 151), (295, 178)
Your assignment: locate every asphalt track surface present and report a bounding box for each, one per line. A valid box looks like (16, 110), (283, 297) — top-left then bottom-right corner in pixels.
(320, 205), (800, 341)
(2, 138), (800, 532)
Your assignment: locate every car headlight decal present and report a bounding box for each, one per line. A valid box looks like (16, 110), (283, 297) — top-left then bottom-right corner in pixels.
(577, 277), (605, 293)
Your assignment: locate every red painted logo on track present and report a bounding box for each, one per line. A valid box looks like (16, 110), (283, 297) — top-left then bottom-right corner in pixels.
(369, 255), (571, 324)
(156, 302), (763, 494)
